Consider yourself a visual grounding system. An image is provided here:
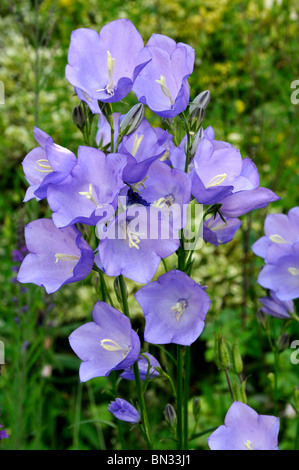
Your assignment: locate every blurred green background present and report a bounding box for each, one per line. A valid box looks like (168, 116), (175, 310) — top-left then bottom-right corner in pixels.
(0, 0), (298, 450)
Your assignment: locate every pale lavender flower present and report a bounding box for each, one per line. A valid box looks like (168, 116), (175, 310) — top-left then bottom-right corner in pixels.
(203, 214), (242, 246)
(22, 127), (77, 202)
(69, 301), (140, 382)
(66, 19), (151, 106)
(208, 401), (280, 450)
(108, 398), (140, 423)
(133, 34), (194, 118)
(135, 270), (211, 345)
(259, 291), (294, 319)
(120, 352), (161, 381)
(17, 218), (94, 294)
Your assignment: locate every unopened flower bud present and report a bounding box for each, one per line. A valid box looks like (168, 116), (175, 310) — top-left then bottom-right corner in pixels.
(256, 308), (268, 329)
(219, 336), (231, 370)
(232, 340), (243, 375)
(164, 404), (177, 428)
(72, 104), (86, 130)
(189, 90), (211, 130)
(190, 127), (204, 157)
(119, 103), (145, 136)
(193, 397), (200, 422)
(277, 332), (290, 352)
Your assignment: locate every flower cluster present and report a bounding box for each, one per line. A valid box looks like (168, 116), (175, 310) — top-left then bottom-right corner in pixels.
(17, 18), (283, 447)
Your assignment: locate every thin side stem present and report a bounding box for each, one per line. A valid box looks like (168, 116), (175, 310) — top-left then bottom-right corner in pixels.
(183, 346), (190, 449)
(176, 345), (184, 450)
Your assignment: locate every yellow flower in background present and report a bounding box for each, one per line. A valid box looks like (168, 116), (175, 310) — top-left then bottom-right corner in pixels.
(235, 99), (245, 113)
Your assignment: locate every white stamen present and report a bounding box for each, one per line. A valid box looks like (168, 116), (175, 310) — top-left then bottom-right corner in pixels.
(156, 75), (174, 107)
(131, 135), (144, 157)
(100, 339), (130, 359)
(244, 440), (254, 450)
(269, 234), (288, 244)
(206, 173), (227, 188)
(288, 267), (299, 276)
(35, 159), (54, 173)
(79, 183), (98, 206)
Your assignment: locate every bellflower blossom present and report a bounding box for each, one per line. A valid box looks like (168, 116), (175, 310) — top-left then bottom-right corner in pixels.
(96, 204), (180, 284)
(208, 401), (280, 450)
(133, 34), (194, 118)
(203, 214), (242, 246)
(257, 242), (299, 301)
(119, 118), (171, 184)
(191, 127), (280, 216)
(47, 146), (127, 228)
(135, 270), (211, 346)
(252, 207), (299, 263)
(22, 127), (77, 202)
(259, 291), (294, 319)
(65, 18), (151, 107)
(69, 301), (140, 382)
(136, 160), (192, 231)
(17, 218), (94, 294)
(120, 352), (161, 381)
(108, 398), (140, 423)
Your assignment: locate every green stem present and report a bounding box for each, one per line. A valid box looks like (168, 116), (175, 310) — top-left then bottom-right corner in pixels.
(118, 274), (153, 449)
(110, 372), (126, 450)
(183, 346), (190, 449)
(134, 362), (153, 449)
(176, 345), (184, 450)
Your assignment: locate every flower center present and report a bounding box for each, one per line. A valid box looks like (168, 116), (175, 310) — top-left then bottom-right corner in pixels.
(156, 75), (174, 108)
(206, 173), (227, 188)
(288, 267), (299, 276)
(244, 440), (254, 450)
(100, 339), (130, 359)
(153, 194), (175, 209)
(171, 298), (188, 322)
(35, 159), (54, 173)
(79, 183), (99, 206)
(269, 234), (288, 244)
(96, 51), (116, 96)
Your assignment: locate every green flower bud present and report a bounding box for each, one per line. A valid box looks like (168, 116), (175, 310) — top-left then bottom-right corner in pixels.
(119, 103), (145, 136)
(189, 90), (211, 131)
(192, 397), (200, 422)
(164, 404), (177, 428)
(190, 127), (204, 157)
(232, 340), (243, 375)
(232, 381), (243, 402)
(72, 104), (86, 130)
(219, 336), (231, 370)
(277, 332), (290, 352)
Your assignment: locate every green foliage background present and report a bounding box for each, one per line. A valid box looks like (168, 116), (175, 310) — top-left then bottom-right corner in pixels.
(0, 0), (298, 450)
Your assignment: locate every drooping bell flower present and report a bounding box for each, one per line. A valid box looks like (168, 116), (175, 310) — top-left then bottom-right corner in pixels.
(95, 204), (180, 284)
(47, 146), (127, 228)
(68, 301), (140, 382)
(258, 291), (294, 319)
(22, 127), (77, 202)
(65, 19), (151, 107)
(252, 207), (299, 263)
(203, 214), (242, 246)
(257, 242), (299, 301)
(120, 352), (161, 381)
(133, 33), (194, 118)
(191, 127), (280, 215)
(134, 270), (211, 346)
(17, 218), (94, 294)
(208, 401), (280, 450)
(118, 117), (169, 184)
(108, 398), (140, 423)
